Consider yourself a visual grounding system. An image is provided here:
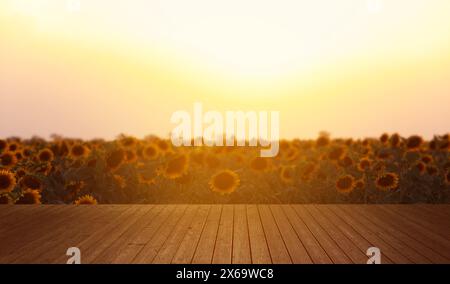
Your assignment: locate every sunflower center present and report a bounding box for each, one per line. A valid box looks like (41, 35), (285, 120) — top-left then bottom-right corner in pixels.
(378, 175), (394, 186)
(213, 172), (235, 190)
(0, 175), (12, 189)
(337, 176), (353, 190)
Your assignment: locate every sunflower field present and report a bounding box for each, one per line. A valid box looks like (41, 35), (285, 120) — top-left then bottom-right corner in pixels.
(0, 133), (449, 205)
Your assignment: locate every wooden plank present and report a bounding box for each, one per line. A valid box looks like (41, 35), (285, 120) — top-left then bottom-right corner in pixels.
(340, 205), (431, 264)
(0, 205), (86, 263)
(292, 205), (352, 264)
(212, 205), (234, 264)
(246, 205), (272, 264)
(0, 204), (449, 264)
(0, 205), (63, 237)
(258, 205), (291, 264)
(50, 205), (141, 264)
(0, 206), (79, 260)
(232, 205), (251, 264)
(270, 205), (312, 264)
(416, 204), (450, 219)
(281, 205), (332, 264)
(172, 205), (211, 264)
(112, 205), (177, 264)
(132, 205), (188, 263)
(390, 205), (450, 238)
(304, 205), (366, 264)
(8, 205), (120, 263)
(0, 205), (35, 220)
(378, 205), (450, 252)
(375, 205), (450, 262)
(191, 205), (222, 264)
(50, 205), (146, 264)
(355, 205), (449, 264)
(152, 205), (200, 264)
(46, 205), (126, 264)
(92, 205), (164, 263)
(405, 205), (450, 228)
(328, 205), (412, 264)
(315, 205), (392, 264)
(419, 204), (450, 215)
(83, 206), (153, 264)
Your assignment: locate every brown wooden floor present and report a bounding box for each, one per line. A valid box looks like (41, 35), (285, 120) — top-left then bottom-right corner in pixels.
(0, 205), (449, 264)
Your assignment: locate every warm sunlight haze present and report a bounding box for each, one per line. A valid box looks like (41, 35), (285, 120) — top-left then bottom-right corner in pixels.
(1, 0), (450, 139)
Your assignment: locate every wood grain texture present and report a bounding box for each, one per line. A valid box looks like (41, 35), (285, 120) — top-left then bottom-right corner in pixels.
(0, 204), (449, 264)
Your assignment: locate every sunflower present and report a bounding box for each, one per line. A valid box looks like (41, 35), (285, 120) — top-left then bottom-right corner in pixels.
(376, 173), (399, 191)
(440, 139), (450, 150)
(138, 170), (157, 185)
(406, 135), (423, 151)
(377, 149), (391, 160)
(420, 154), (433, 164)
(36, 162), (53, 176)
(164, 154), (189, 179)
(8, 142), (19, 152)
(70, 144), (89, 158)
(120, 136), (137, 148)
(362, 139), (370, 147)
(22, 147), (33, 158)
(124, 150), (137, 163)
(0, 194), (12, 204)
(209, 170), (240, 195)
(38, 148), (54, 163)
(357, 157), (372, 172)
(355, 179), (365, 189)
(300, 163), (317, 181)
(284, 147), (299, 161)
(328, 146), (346, 161)
(379, 133), (389, 144)
(0, 139), (7, 153)
(15, 168), (27, 179)
(15, 189), (41, 204)
(65, 181), (85, 197)
(74, 195), (98, 205)
(0, 169), (16, 193)
(15, 151), (24, 161)
(415, 162), (426, 175)
(429, 140), (437, 150)
(316, 135), (330, 147)
(19, 175), (42, 191)
(156, 139), (171, 153)
(58, 141), (70, 157)
(250, 157), (270, 172)
(336, 175), (356, 194)
(0, 152), (17, 168)
(280, 166), (295, 184)
(113, 175), (127, 189)
(390, 133), (401, 148)
(338, 156), (353, 168)
(143, 145), (159, 160)
(361, 147), (372, 156)
(106, 148), (125, 171)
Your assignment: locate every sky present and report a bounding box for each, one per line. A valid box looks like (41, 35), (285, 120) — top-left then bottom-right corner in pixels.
(1, 0), (449, 140)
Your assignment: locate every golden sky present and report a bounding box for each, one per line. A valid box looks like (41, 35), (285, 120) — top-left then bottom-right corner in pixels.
(1, 0), (450, 139)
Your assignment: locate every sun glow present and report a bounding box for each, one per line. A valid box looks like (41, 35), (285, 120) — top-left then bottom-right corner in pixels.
(1, 0), (450, 139)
